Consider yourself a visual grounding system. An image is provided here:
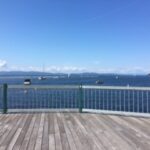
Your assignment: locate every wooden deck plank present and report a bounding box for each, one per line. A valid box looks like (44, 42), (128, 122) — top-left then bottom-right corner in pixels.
(20, 114), (37, 150)
(34, 113), (45, 150)
(54, 114), (62, 150)
(8, 114), (28, 148)
(140, 118), (150, 126)
(57, 113), (70, 150)
(128, 117), (150, 136)
(72, 113), (101, 150)
(27, 114), (41, 150)
(7, 128), (22, 150)
(0, 113), (150, 150)
(0, 114), (28, 150)
(49, 113), (55, 134)
(0, 115), (21, 147)
(7, 114), (29, 150)
(120, 117), (150, 148)
(0, 114), (13, 137)
(79, 114), (114, 150)
(13, 114), (33, 150)
(109, 115), (150, 150)
(0, 115), (6, 126)
(73, 113), (100, 150)
(49, 134), (55, 150)
(42, 113), (49, 150)
(104, 115), (143, 149)
(66, 117), (83, 150)
(93, 114), (133, 150)
(48, 113), (55, 150)
(61, 113), (77, 150)
(118, 116), (150, 144)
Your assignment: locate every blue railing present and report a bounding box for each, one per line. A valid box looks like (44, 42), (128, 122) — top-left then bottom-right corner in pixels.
(0, 84), (150, 117)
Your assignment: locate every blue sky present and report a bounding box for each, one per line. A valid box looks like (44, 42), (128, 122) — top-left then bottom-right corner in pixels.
(0, 0), (150, 74)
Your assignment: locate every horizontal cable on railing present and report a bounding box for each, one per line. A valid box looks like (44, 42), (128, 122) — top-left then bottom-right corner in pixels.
(8, 85), (79, 89)
(82, 85), (150, 91)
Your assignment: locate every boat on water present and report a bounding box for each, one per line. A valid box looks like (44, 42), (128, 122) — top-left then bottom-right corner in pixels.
(95, 80), (104, 85)
(116, 76), (119, 79)
(38, 76), (47, 80)
(38, 64), (47, 80)
(24, 79), (31, 85)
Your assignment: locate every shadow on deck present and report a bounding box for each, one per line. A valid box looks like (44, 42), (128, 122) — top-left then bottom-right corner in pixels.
(0, 113), (150, 150)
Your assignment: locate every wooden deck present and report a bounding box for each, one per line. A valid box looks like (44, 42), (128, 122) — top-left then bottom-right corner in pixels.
(0, 113), (150, 150)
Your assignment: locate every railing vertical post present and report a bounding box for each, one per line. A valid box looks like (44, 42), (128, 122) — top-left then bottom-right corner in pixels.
(79, 84), (83, 113)
(3, 84), (8, 114)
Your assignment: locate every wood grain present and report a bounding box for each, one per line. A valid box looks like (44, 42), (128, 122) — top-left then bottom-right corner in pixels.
(0, 113), (149, 150)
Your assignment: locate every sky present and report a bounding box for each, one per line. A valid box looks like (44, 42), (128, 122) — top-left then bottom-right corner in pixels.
(0, 0), (150, 74)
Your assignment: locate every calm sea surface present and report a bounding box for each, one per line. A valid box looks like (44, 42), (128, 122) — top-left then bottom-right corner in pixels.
(0, 75), (150, 86)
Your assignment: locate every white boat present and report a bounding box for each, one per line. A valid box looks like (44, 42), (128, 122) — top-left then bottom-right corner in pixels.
(24, 79), (31, 85)
(116, 76), (119, 79)
(38, 64), (47, 80)
(95, 80), (104, 85)
(38, 76), (47, 80)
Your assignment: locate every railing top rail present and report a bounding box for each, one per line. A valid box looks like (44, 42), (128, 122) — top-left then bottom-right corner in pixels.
(8, 85), (79, 89)
(3, 84), (150, 91)
(82, 85), (150, 91)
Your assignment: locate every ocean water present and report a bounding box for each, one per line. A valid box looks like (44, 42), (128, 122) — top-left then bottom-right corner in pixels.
(0, 75), (150, 86)
(0, 75), (150, 113)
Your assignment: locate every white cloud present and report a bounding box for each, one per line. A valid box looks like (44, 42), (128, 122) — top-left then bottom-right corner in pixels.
(0, 59), (150, 74)
(45, 66), (86, 73)
(3, 65), (87, 73)
(0, 60), (7, 69)
(88, 67), (150, 74)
